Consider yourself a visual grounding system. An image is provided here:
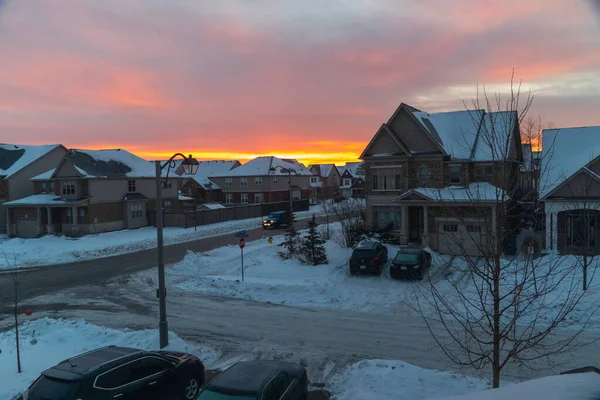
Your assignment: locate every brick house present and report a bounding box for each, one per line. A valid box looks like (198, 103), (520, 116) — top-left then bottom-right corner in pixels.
(1, 144), (68, 233)
(210, 156), (313, 205)
(541, 126), (600, 255)
(339, 162), (366, 199)
(177, 160), (241, 206)
(4, 149), (178, 237)
(362, 103), (523, 256)
(307, 164), (340, 200)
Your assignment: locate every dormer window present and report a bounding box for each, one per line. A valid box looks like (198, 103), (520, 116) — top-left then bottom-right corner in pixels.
(450, 165), (461, 184)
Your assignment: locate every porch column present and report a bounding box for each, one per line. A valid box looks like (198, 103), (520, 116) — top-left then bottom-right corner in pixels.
(422, 205), (429, 247)
(71, 206), (77, 225)
(36, 207), (42, 235)
(400, 204), (409, 245)
(551, 212), (558, 253)
(47, 207), (54, 234)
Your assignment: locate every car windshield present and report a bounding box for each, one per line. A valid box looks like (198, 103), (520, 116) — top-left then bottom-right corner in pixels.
(267, 213), (280, 219)
(196, 389), (256, 400)
(394, 252), (419, 263)
(352, 249), (375, 258)
(28, 376), (80, 399)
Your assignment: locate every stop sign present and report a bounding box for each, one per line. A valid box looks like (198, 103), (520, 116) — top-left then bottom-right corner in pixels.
(239, 238), (245, 249)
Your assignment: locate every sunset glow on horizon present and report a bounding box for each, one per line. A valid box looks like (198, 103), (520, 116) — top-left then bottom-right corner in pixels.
(1, 0), (600, 162)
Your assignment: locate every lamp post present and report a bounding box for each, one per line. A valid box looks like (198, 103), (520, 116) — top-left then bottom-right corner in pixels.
(155, 153), (199, 348)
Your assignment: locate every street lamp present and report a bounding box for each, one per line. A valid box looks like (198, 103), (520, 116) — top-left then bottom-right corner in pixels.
(155, 153), (199, 348)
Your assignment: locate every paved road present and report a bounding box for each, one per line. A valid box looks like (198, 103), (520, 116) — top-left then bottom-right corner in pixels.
(0, 217), (321, 301)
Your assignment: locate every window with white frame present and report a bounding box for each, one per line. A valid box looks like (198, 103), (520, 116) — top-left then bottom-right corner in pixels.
(292, 190), (301, 200)
(130, 204), (144, 218)
(225, 193), (233, 204)
(343, 178), (351, 187)
(50, 181), (55, 192)
(254, 193), (264, 203)
(164, 200), (172, 209)
(310, 177), (318, 184)
(273, 177), (278, 184)
(41, 182), (47, 192)
(128, 180), (136, 192)
(225, 178), (232, 187)
(62, 181), (76, 195)
(255, 177), (262, 185)
(240, 177), (248, 187)
(241, 193), (248, 204)
(372, 206), (402, 231)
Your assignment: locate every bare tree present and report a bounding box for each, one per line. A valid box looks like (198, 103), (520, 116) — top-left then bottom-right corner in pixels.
(333, 199), (366, 247)
(1, 251), (31, 374)
(412, 76), (598, 388)
(319, 199), (335, 240)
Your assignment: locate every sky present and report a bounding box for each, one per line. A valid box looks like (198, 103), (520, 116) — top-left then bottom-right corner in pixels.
(1, 0), (599, 166)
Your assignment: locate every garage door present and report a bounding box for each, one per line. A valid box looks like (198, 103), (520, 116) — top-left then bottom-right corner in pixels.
(438, 222), (485, 257)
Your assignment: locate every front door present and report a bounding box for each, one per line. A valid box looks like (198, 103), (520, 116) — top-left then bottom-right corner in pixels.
(408, 206), (423, 242)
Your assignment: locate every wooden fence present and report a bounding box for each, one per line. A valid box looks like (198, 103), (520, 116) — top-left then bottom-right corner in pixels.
(148, 200), (310, 228)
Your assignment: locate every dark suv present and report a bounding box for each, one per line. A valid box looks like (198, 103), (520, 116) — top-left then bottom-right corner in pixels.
(349, 240), (388, 275)
(390, 246), (431, 280)
(13, 346), (205, 400)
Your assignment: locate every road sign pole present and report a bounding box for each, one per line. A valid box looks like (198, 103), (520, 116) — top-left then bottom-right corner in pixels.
(241, 247), (244, 282)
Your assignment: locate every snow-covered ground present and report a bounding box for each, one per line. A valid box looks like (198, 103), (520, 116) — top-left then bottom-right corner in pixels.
(328, 359), (490, 399)
(0, 206), (322, 269)
(0, 318), (220, 399)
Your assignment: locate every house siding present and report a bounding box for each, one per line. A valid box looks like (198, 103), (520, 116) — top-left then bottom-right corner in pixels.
(364, 129), (405, 156)
(548, 172), (600, 199)
(388, 109), (441, 154)
(87, 202), (126, 233)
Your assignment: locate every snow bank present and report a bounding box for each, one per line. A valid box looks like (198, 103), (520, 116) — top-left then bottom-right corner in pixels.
(437, 372), (600, 400)
(0, 206), (322, 269)
(0, 318), (219, 399)
(328, 359), (489, 400)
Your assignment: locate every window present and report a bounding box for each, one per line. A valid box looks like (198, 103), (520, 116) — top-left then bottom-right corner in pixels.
(450, 165), (461, 184)
(566, 211), (598, 248)
(273, 176), (278, 184)
(395, 174), (402, 190)
(240, 177), (248, 187)
(127, 358), (172, 382)
(372, 174), (379, 190)
(164, 200), (172, 209)
(94, 365), (132, 389)
(41, 182), (47, 192)
(225, 178), (232, 187)
(262, 372), (293, 400)
(50, 181), (55, 192)
(28, 376), (81, 399)
(78, 208), (86, 224)
(241, 193), (248, 204)
(311, 177), (319, 184)
(373, 206), (402, 231)
(443, 224), (458, 232)
(61, 181), (75, 195)
(292, 190), (301, 200)
(466, 224), (482, 233)
(343, 178), (351, 187)
(128, 180), (136, 192)
(255, 177), (263, 185)
(131, 204), (144, 219)
(67, 208), (72, 217)
(255, 193), (264, 203)
(418, 166), (429, 185)
(225, 193), (233, 204)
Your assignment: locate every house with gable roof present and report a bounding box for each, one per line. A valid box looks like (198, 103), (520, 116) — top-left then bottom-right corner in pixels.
(177, 160), (241, 205)
(361, 102), (524, 256)
(0, 143), (68, 234)
(339, 161), (366, 199)
(307, 164), (341, 200)
(540, 126), (600, 255)
(210, 156), (313, 205)
(4, 148), (179, 237)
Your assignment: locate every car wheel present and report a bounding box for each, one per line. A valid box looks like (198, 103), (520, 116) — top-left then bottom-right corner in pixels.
(182, 377), (200, 400)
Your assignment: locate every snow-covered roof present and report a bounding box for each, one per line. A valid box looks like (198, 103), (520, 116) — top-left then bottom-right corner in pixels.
(171, 159), (240, 177)
(342, 162), (365, 178)
(0, 144), (62, 178)
(396, 182), (504, 202)
(308, 164), (336, 178)
(409, 108), (518, 161)
(191, 176), (220, 190)
(203, 203), (226, 210)
(178, 194), (194, 201)
(61, 149), (156, 179)
(31, 169), (55, 181)
(4, 194), (86, 206)
(438, 372), (600, 400)
(217, 156), (313, 177)
(540, 126), (600, 199)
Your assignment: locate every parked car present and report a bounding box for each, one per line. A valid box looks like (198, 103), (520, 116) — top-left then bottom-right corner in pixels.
(197, 360), (308, 400)
(12, 345), (204, 400)
(390, 246), (431, 280)
(263, 211), (290, 229)
(348, 240), (388, 275)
